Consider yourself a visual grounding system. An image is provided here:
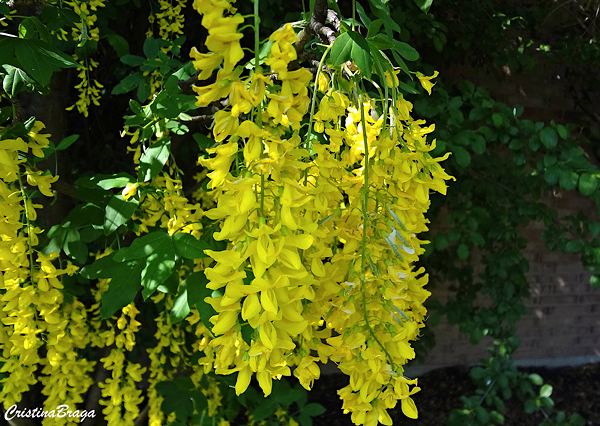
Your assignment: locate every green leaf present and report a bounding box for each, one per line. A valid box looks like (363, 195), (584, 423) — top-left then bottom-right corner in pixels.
(298, 413), (312, 426)
(76, 172), (135, 190)
(492, 113), (503, 127)
(587, 221), (600, 237)
(559, 170), (579, 191)
(107, 34), (130, 57)
(392, 40), (419, 61)
(171, 279), (190, 323)
(569, 413), (587, 426)
(565, 240), (583, 253)
(540, 128), (558, 149)
(457, 243), (469, 260)
(41, 5), (79, 30)
(14, 39), (78, 86)
(302, 403), (326, 417)
(413, 0), (433, 12)
(114, 231), (173, 261)
(142, 251), (176, 297)
(100, 260), (144, 319)
(251, 399), (278, 422)
(185, 271), (215, 331)
(578, 173), (598, 196)
(539, 384), (553, 398)
(452, 146), (471, 167)
(524, 399), (538, 414)
(367, 19), (385, 39)
(111, 72), (145, 95)
(138, 139), (171, 182)
(156, 379), (195, 421)
(80, 253), (117, 279)
(354, 2), (371, 27)
(64, 229), (87, 264)
(556, 124), (568, 140)
(2, 65), (35, 96)
(471, 135), (486, 155)
(144, 37), (160, 59)
(166, 120), (189, 135)
(104, 194), (139, 235)
(172, 233), (210, 259)
(528, 373), (543, 385)
(56, 134), (79, 151)
(369, 0), (401, 34)
(474, 406), (489, 424)
(330, 31), (373, 79)
(121, 54), (145, 67)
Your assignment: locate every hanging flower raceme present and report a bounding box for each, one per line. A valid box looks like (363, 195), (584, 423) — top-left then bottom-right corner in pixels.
(0, 121), (96, 417)
(187, 2), (452, 424)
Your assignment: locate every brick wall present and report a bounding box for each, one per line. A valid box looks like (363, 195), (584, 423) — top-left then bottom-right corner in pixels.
(413, 60), (600, 369)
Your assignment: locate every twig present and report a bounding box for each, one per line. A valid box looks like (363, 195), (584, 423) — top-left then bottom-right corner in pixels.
(294, 0), (336, 54)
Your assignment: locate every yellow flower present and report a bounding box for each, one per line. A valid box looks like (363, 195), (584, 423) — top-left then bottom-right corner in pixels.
(416, 71), (439, 95)
(190, 48), (223, 80)
(26, 171), (58, 197)
(122, 182), (139, 200)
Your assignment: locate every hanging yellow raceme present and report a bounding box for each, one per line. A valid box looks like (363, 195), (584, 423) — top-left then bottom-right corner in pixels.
(189, 2), (452, 425)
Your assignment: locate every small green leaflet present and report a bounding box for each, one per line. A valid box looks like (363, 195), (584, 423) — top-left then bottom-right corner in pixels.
(142, 252), (175, 297)
(138, 138), (171, 182)
(579, 173), (599, 196)
(185, 271), (215, 331)
(100, 260), (144, 319)
(2, 65), (36, 96)
(114, 231), (172, 261)
(13, 38), (79, 86)
(392, 40), (419, 61)
(413, 0), (434, 13)
(104, 194), (139, 234)
(330, 31), (373, 79)
(170, 278), (190, 323)
(173, 233), (210, 259)
(540, 127), (558, 149)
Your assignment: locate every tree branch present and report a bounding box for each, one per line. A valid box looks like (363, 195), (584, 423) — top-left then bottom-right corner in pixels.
(294, 0), (336, 54)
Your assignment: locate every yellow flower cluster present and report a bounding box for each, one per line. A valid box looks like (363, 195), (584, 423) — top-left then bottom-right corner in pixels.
(66, 0), (105, 42)
(145, 0), (187, 96)
(0, 121), (94, 416)
(65, 57), (104, 117)
(63, 0), (105, 116)
(98, 347), (146, 425)
(189, 3), (453, 425)
(156, 0), (186, 40)
(147, 295), (186, 426)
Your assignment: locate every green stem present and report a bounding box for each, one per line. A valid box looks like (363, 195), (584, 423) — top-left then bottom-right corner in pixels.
(254, 0), (260, 69)
(17, 170), (36, 286)
(306, 43), (333, 146)
(260, 172), (265, 222)
(357, 87), (397, 371)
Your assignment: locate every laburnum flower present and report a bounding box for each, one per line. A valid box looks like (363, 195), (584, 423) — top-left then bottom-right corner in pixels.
(265, 23), (298, 78)
(190, 48), (224, 80)
(416, 71), (439, 95)
(122, 182), (139, 200)
(27, 121), (51, 157)
(195, 0), (244, 73)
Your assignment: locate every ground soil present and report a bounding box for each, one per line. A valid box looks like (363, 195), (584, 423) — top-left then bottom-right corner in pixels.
(309, 363), (600, 426)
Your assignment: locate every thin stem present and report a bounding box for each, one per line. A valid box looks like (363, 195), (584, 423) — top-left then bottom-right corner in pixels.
(352, 0), (356, 31)
(260, 172), (265, 221)
(306, 43), (333, 146)
(254, 0), (260, 69)
(356, 87), (396, 371)
(17, 170), (36, 286)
